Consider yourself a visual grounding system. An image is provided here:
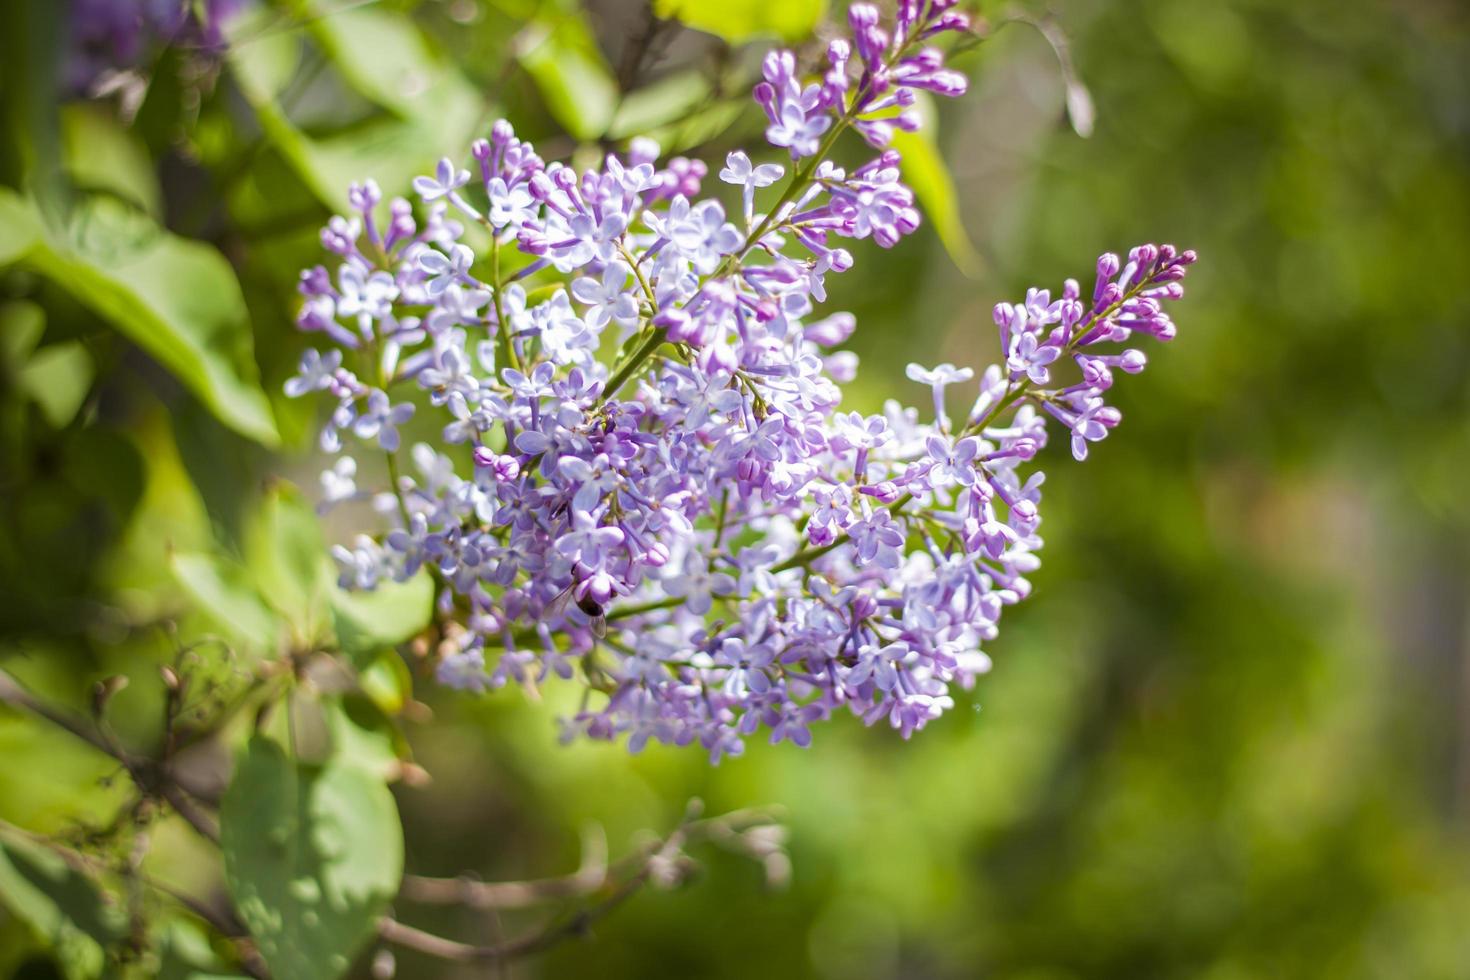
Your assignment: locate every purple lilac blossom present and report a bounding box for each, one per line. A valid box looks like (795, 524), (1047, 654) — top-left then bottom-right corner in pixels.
(67, 0), (244, 94)
(285, 1), (1198, 762)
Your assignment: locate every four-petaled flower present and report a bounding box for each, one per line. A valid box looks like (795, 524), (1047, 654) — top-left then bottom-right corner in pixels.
(719, 151), (785, 223)
(352, 390), (414, 451)
(420, 244), (475, 298)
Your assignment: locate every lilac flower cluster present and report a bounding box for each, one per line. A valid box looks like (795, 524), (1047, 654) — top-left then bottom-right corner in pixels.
(286, 1), (1196, 761)
(68, 0), (243, 93)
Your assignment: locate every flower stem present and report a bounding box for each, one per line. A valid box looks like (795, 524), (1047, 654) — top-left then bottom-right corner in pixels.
(772, 493), (914, 573)
(491, 235), (522, 373)
(595, 39), (927, 406)
(599, 325), (669, 404)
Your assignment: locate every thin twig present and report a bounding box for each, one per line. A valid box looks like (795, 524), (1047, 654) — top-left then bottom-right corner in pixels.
(2, 670), (783, 971)
(0, 818), (267, 979)
(379, 874), (644, 963)
(401, 822), (609, 910)
(0, 667), (220, 843)
(398, 806), (773, 909)
(384, 805), (779, 961)
(0, 668), (116, 755)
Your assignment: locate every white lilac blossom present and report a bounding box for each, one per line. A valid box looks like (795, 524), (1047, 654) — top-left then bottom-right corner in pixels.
(285, 1), (1198, 762)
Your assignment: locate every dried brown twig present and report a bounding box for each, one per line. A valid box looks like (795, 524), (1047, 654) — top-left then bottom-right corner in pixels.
(0, 666), (786, 975)
(381, 799), (785, 963)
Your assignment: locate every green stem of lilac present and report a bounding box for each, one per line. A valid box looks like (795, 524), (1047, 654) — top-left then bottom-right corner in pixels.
(713, 489), (731, 549)
(387, 450), (455, 626)
(491, 236), (521, 374)
(597, 39), (925, 407)
(621, 243), (658, 307)
(774, 268), (1164, 573)
(596, 135), (835, 406)
(608, 596), (683, 621)
(599, 325), (668, 404)
(961, 274), (1157, 438)
(385, 451), (413, 527)
(772, 493), (914, 573)
(495, 595), (683, 649)
(726, 29), (927, 270)
(966, 382), (1032, 436)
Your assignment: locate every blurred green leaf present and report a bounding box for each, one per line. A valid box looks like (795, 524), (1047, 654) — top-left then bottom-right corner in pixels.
(0, 300), (46, 366)
(0, 836), (127, 980)
(220, 735), (402, 980)
(247, 481), (329, 637)
(170, 552), (282, 653)
(645, 98), (747, 155)
(60, 105), (161, 218)
(358, 651), (412, 718)
(0, 918), (42, 979)
(608, 70), (714, 140)
(303, 4), (449, 120)
(891, 96), (981, 278)
(0, 189), (279, 444)
(329, 570), (434, 666)
(326, 697), (406, 781)
(225, 5), (487, 213)
(516, 14), (619, 141)
(154, 916), (238, 980)
(0, 0), (66, 197)
(171, 400), (260, 552)
(17, 342), (93, 429)
(288, 687), (335, 765)
(0, 190), (42, 264)
(0, 708), (131, 834)
(652, 0), (826, 43)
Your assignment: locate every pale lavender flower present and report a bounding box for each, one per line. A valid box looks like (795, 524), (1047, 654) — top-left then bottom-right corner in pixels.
(352, 390), (414, 451)
(906, 362), (974, 428)
(662, 549), (736, 616)
(571, 263), (640, 331)
(284, 348), (342, 397)
(1007, 332), (1062, 385)
(719, 151), (785, 224)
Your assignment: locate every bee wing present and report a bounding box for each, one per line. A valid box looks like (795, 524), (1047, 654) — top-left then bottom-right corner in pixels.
(544, 585), (576, 621)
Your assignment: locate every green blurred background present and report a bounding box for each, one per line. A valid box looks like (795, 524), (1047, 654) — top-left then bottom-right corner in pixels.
(2, 0), (1469, 977)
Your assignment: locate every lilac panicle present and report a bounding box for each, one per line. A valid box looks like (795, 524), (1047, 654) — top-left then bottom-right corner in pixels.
(68, 0), (244, 93)
(287, 1), (1198, 762)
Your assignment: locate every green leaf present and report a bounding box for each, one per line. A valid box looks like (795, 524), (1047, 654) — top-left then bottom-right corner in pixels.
(329, 571), (434, 666)
(220, 735), (403, 980)
(358, 651), (412, 718)
(645, 97), (748, 155)
(0, 836), (128, 980)
(0, 300), (46, 366)
(516, 15), (619, 141)
(652, 0), (827, 43)
(225, 7), (487, 213)
(154, 916), (237, 980)
(17, 341), (93, 429)
(0, 703), (132, 834)
(288, 688), (335, 766)
(0, 189), (279, 444)
(0, 190), (42, 264)
(608, 70), (715, 140)
(170, 552), (282, 652)
(60, 104), (162, 218)
(891, 95), (982, 278)
(303, 5), (450, 120)
(246, 481), (329, 636)
(326, 698), (406, 781)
